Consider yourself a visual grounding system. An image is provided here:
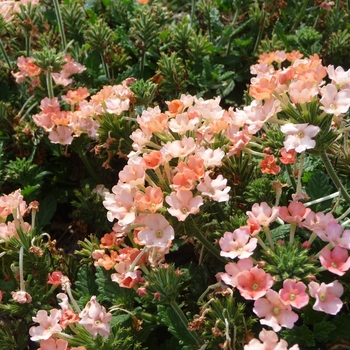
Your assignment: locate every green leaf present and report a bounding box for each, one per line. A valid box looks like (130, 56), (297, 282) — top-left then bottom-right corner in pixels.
(313, 320), (336, 343)
(95, 267), (135, 306)
(306, 171), (334, 211)
(75, 264), (99, 303)
(270, 224), (290, 241)
(157, 305), (197, 346)
(281, 324), (315, 347)
(36, 196), (57, 228)
(329, 313), (350, 340)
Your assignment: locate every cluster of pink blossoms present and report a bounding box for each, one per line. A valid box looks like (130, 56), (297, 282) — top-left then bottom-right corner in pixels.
(0, 0), (39, 22)
(29, 291), (111, 347)
(217, 200), (349, 336)
(32, 79), (134, 145)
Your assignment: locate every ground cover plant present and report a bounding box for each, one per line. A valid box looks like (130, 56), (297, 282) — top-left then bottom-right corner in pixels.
(1, 0), (350, 349)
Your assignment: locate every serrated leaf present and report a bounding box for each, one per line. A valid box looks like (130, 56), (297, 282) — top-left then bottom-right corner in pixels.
(75, 264), (98, 301)
(270, 224), (290, 241)
(306, 171), (333, 211)
(330, 313), (350, 340)
(281, 324), (315, 347)
(313, 320), (336, 343)
(95, 267), (135, 305)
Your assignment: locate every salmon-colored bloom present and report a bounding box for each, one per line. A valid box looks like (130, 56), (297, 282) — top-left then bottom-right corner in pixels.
(279, 147), (295, 164)
(278, 201), (311, 224)
(38, 338), (68, 350)
(260, 155), (281, 175)
(166, 99), (185, 117)
(142, 151), (163, 169)
(249, 76), (278, 100)
(47, 271), (63, 286)
(11, 291), (32, 304)
(319, 246), (350, 276)
(135, 186), (163, 213)
(61, 87), (90, 105)
(217, 258), (254, 288)
(236, 267), (274, 300)
(279, 279), (309, 308)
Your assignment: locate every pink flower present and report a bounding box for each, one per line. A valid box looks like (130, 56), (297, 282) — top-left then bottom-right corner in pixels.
(197, 173), (230, 202)
(219, 227), (258, 259)
(38, 338), (68, 350)
(253, 289), (299, 332)
(236, 266), (274, 300)
(29, 309), (62, 341)
(217, 258), (254, 288)
(278, 201), (311, 224)
(246, 202), (279, 227)
(308, 281), (343, 315)
(327, 65), (350, 86)
(79, 296), (112, 339)
(11, 291), (32, 304)
(279, 279), (309, 308)
(48, 126), (73, 145)
(320, 84), (350, 116)
(118, 163), (145, 188)
(319, 246), (350, 276)
(280, 123), (320, 153)
(313, 221), (350, 249)
(138, 213), (174, 247)
(161, 136), (197, 161)
(244, 328), (300, 350)
(300, 211), (337, 231)
(165, 190), (203, 221)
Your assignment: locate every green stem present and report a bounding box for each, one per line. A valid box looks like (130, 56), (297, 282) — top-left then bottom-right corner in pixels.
(76, 147), (101, 184)
(52, 0), (67, 51)
(225, 10), (239, 56)
(46, 68), (54, 99)
(286, 164), (297, 191)
(169, 300), (203, 346)
(263, 226), (274, 251)
(0, 39), (12, 69)
(19, 246), (25, 291)
(190, 0), (196, 26)
(25, 35), (31, 56)
(140, 50), (146, 79)
(320, 150), (350, 205)
(195, 229), (226, 263)
(289, 222), (297, 245)
(100, 52), (110, 79)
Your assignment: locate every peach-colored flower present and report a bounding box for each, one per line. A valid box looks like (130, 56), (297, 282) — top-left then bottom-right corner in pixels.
(279, 279), (309, 308)
(253, 289), (299, 332)
(118, 163), (145, 188)
(142, 151), (163, 169)
(288, 80), (319, 104)
(219, 227), (258, 259)
(166, 99), (185, 117)
(308, 281), (343, 315)
(136, 0), (150, 4)
(61, 87), (90, 105)
(279, 147), (295, 164)
(313, 221), (350, 249)
(286, 50), (304, 63)
(135, 186), (163, 213)
(165, 190), (203, 221)
(260, 155), (281, 175)
(236, 267), (274, 300)
(249, 76), (278, 100)
(300, 211), (337, 231)
(319, 246), (350, 276)
(161, 136), (197, 160)
(60, 309), (80, 329)
(320, 1), (335, 11)
(38, 338), (68, 350)
(246, 202), (279, 227)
